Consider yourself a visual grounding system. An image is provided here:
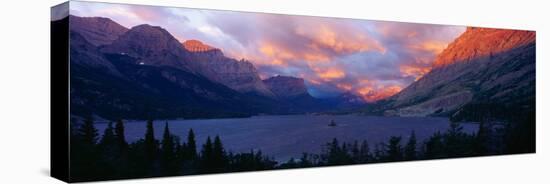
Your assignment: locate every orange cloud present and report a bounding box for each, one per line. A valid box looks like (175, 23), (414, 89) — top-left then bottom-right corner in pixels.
(400, 65), (432, 81)
(314, 67), (346, 81)
(258, 42), (298, 66)
(296, 24), (386, 55)
(407, 31), (418, 38)
(303, 53), (330, 62)
(409, 40), (448, 55)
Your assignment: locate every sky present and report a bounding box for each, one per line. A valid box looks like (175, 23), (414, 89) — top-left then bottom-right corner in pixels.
(69, 1), (466, 102)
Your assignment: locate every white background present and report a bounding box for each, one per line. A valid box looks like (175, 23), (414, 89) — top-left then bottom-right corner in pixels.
(0, 0), (548, 183)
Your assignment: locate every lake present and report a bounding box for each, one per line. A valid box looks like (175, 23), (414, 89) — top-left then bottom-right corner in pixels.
(95, 115), (478, 162)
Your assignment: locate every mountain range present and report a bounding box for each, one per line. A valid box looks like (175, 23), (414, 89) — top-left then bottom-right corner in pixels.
(59, 15), (535, 121)
(63, 15), (343, 120)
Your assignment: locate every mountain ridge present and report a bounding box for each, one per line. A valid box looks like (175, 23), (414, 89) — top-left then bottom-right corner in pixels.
(69, 15), (128, 46)
(382, 27), (535, 117)
(65, 15), (330, 119)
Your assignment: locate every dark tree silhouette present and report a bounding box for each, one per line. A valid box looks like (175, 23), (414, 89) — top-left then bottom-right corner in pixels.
(200, 136), (214, 173)
(475, 121), (490, 155)
(160, 122), (179, 175)
(186, 129), (197, 160)
(71, 117), (101, 181)
(111, 120), (130, 178)
(98, 122), (117, 177)
(67, 113), (532, 181)
(211, 135), (228, 172)
(99, 122), (116, 147)
(78, 118), (99, 146)
(143, 120), (159, 176)
(115, 119), (128, 149)
(385, 136), (403, 161)
(404, 131), (417, 160)
(229, 150), (277, 171)
(424, 131), (445, 159)
(358, 140), (371, 163)
(325, 138), (352, 165)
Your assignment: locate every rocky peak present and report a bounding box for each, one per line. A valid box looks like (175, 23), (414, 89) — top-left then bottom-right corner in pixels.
(69, 15), (128, 46)
(183, 40), (219, 52)
(101, 24), (197, 73)
(190, 53), (275, 97)
(263, 75), (309, 98)
(433, 27), (535, 68)
(115, 24), (185, 55)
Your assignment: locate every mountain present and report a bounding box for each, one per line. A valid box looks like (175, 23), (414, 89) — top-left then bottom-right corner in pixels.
(182, 40), (275, 97)
(183, 39), (217, 52)
(69, 28), (268, 119)
(322, 92), (368, 110)
(66, 15), (320, 119)
(263, 75), (309, 98)
(262, 75), (334, 112)
(100, 24), (209, 76)
(383, 27), (535, 117)
(101, 24), (273, 97)
(65, 17), (283, 119)
(65, 15), (383, 119)
(69, 30), (122, 76)
(69, 15), (128, 46)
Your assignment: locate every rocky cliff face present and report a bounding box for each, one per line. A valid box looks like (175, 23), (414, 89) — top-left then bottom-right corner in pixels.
(69, 30), (121, 76)
(263, 75), (309, 98)
(433, 27), (536, 68)
(183, 40), (217, 52)
(384, 27), (535, 117)
(101, 25), (192, 69)
(262, 75), (334, 112)
(69, 15), (128, 46)
(101, 24), (224, 83)
(183, 40), (275, 97)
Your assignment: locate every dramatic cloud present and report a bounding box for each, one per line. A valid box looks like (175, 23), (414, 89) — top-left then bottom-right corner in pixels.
(70, 1), (465, 102)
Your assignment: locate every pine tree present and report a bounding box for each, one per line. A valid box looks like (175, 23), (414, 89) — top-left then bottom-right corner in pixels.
(386, 136), (403, 161)
(71, 117), (100, 181)
(115, 119), (128, 149)
(326, 138), (341, 165)
(112, 119), (129, 178)
(99, 122), (116, 147)
(351, 140), (360, 163)
(162, 122), (174, 153)
(373, 143), (384, 161)
(143, 120), (158, 175)
(78, 118), (99, 146)
(144, 120), (157, 157)
(161, 122), (178, 175)
(444, 122), (473, 157)
(200, 136), (214, 173)
(212, 135), (228, 172)
(475, 120), (490, 155)
(299, 152), (313, 167)
(98, 122), (117, 178)
(186, 129), (197, 160)
(404, 131), (417, 160)
(424, 132), (445, 159)
(359, 140), (370, 163)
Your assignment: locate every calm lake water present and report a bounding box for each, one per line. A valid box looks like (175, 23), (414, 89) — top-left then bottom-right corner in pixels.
(95, 115), (478, 162)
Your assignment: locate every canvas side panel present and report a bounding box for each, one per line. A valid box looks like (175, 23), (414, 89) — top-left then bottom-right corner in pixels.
(50, 1), (70, 183)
